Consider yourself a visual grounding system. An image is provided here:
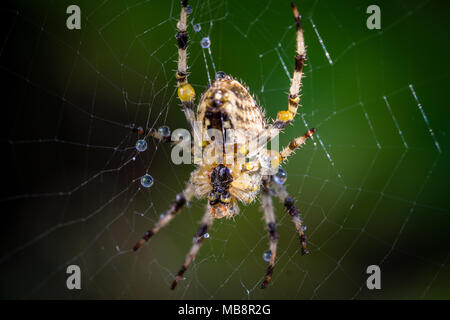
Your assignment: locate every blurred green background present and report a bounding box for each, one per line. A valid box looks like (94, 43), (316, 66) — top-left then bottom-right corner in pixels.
(1, 0), (450, 299)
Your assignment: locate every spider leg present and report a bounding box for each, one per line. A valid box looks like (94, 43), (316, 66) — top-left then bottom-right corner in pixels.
(260, 177), (279, 289)
(272, 177), (308, 255)
(249, 3), (307, 156)
(247, 128), (314, 175)
(176, 0), (196, 129)
(133, 181), (195, 251)
(272, 3), (306, 130)
(280, 128), (315, 163)
(130, 125), (173, 144)
(171, 205), (214, 290)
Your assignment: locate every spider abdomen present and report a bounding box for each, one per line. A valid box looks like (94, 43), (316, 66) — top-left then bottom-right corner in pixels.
(197, 75), (266, 140)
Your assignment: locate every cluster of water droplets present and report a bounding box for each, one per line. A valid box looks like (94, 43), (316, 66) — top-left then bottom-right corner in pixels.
(184, 6), (210, 49)
(135, 126), (172, 189)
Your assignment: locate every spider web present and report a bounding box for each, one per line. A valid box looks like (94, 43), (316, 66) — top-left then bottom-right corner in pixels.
(1, 0), (450, 299)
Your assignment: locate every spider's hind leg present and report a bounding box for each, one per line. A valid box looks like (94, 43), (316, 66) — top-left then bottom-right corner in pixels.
(133, 181), (195, 251)
(171, 204), (214, 290)
(272, 176), (308, 255)
(260, 177), (279, 289)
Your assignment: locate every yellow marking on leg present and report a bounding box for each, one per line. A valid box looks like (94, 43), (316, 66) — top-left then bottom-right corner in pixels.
(178, 83), (195, 102)
(276, 110), (295, 122)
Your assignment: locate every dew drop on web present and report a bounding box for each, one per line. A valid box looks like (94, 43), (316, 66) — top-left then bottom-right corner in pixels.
(135, 139), (147, 152)
(140, 174), (154, 188)
(201, 37), (211, 48)
(263, 250), (272, 262)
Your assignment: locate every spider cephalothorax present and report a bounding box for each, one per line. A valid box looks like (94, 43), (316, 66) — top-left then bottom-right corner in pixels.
(134, 1), (315, 290)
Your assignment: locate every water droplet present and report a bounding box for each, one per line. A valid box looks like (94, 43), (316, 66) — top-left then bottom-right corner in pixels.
(203, 233), (210, 239)
(185, 5), (192, 14)
(160, 213), (166, 219)
(158, 125), (171, 138)
(140, 174), (154, 188)
(194, 23), (201, 32)
(215, 71), (226, 79)
(263, 250), (272, 262)
(136, 139), (147, 152)
(200, 37), (210, 48)
(274, 168), (287, 184)
(302, 225), (307, 232)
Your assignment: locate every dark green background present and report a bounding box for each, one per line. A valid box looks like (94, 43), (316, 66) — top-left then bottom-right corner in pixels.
(1, 0), (449, 299)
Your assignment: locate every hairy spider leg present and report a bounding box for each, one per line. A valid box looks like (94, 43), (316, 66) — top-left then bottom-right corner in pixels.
(260, 177), (279, 289)
(272, 179), (308, 255)
(273, 2), (306, 129)
(247, 3), (308, 159)
(133, 182), (195, 251)
(171, 205), (214, 290)
(176, 0), (196, 130)
(280, 128), (316, 162)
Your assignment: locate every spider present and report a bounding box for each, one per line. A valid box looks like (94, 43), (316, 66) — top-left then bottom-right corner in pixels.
(133, 1), (315, 290)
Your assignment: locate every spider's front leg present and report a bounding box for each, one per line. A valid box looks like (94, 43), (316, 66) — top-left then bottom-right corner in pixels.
(171, 204), (214, 290)
(176, 0), (196, 129)
(272, 3), (306, 133)
(260, 177), (279, 289)
(253, 3), (308, 154)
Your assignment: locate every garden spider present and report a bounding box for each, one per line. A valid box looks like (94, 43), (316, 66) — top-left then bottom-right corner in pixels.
(133, 1), (315, 290)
